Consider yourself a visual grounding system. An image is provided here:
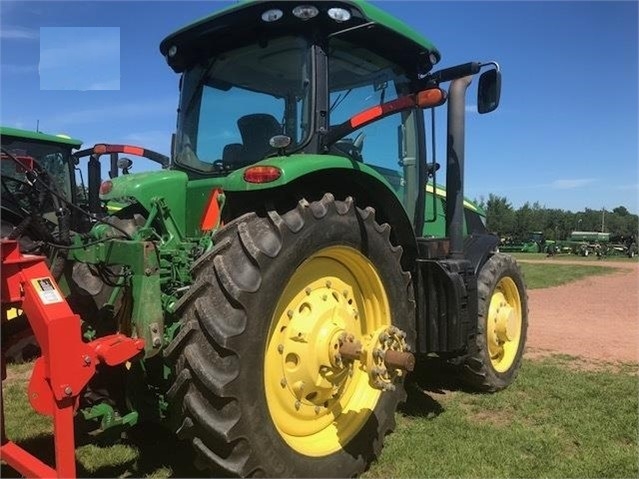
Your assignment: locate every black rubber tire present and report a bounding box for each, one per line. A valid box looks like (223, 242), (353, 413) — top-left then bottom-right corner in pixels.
(165, 193), (414, 477)
(460, 253), (528, 392)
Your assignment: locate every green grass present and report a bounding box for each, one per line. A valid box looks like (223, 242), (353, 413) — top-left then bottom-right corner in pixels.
(365, 356), (638, 478)
(2, 356), (637, 478)
(518, 262), (619, 289)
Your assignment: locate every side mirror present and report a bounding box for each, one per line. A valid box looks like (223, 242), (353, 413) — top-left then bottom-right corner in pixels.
(117, 157), (133, 174)
(477, 68), (501, 114)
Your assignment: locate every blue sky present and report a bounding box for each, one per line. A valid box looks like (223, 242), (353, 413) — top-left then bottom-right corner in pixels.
(39, 26), (120, 90)
(1, 0), (637, 213)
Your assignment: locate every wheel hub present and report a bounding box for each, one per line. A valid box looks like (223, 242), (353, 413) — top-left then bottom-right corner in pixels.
(270, 274), (366, 432)
(487, 277), (523, 372)
(277, 282), (356, 411)
(494, 299), (518, 342)
(264, 246), (412, 456)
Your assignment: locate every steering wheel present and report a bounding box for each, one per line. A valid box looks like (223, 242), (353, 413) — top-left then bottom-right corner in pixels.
(352, 132), (366, 154)
(334, 132), (366, 161)
(1, 176), (33, 202)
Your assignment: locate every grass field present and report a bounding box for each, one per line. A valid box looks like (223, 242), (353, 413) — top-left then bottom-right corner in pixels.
(2, 356), (637, 478)
(518, 262), (619, 289)
(366, 356), (638, 478)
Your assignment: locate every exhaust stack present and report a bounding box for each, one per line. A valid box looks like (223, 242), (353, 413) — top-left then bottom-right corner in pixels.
(445, 76), (473, 259)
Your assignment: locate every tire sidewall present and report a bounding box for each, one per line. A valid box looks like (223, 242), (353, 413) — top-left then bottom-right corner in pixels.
(475, 253), (528, 390)
(223, 201), (414, 476)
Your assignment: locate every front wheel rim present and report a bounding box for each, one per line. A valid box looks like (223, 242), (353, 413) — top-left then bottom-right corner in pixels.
(264, 246), (391, 457)
(486, 276), (523, 373)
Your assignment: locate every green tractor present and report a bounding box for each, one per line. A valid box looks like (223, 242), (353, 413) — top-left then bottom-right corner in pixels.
(2, 1), (527, 476)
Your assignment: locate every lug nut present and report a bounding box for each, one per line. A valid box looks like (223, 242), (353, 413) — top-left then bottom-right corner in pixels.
(277, 344), (284, 353)
(295, 400), (301, 410)
(83, 355), (91, 365)
(314, 406), (321, 414)
(287, 310), (294, 319)
(305, 287), (311, 295)
(64, 386), (73, 396)
(325, 280), (332, 288)
(280, 378), (287, 387)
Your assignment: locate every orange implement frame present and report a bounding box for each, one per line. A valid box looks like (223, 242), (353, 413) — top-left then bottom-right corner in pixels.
(0, 239), (144, 478)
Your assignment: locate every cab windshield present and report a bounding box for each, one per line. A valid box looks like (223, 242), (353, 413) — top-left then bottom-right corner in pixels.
(175, 36), (311, 174)
(1, 138), (74, 204)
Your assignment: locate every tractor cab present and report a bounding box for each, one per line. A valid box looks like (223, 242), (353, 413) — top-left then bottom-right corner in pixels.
(1, 127), (81, 232)
(162, 0), (498, 232)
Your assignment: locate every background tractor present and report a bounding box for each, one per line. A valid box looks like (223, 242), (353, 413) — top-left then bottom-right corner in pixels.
(1, 2), (527, 478)
(1, 126), (169, 360)
(1, 126), (170, 256)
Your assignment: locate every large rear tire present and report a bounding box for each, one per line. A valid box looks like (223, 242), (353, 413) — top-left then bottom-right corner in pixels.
(166, 194), (414, 477)
(460, 253), (528, 392)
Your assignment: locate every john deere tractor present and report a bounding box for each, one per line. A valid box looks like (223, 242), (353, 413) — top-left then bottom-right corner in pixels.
(2, 2), (527, 477)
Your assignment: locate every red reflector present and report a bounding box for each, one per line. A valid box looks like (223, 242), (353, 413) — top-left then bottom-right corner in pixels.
(99, 180), (113, 195)
(416, 88), (446, 108)
(243, 166), (282, 184)
(382, 95), (415, 114)
(122, 146), (144, 156)
(93, 144), (107, 154)
(350, 106), (382, 128)
(201, 188), (223, 232)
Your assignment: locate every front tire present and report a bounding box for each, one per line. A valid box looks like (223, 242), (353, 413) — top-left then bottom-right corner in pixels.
(166, 194), (414, 477)
(460, 253), (528, 392)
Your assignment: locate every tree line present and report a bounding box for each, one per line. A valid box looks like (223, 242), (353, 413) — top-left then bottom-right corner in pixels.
(478, 194), (639, 241)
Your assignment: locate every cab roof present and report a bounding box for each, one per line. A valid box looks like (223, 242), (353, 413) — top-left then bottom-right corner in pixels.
(0, 126), (83, 148)
(160, 0), (440, 73)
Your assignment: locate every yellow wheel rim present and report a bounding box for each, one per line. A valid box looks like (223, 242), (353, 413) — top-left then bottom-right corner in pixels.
(486, 277), (523, 373)
(264, 246), (390, 457)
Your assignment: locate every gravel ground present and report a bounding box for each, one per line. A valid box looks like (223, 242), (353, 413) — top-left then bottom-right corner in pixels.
(521, 259), (639, 363)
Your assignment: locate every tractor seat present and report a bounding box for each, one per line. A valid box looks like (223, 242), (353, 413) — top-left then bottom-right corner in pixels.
(222, 143), (245, 169)
(237, 113), (282, 165)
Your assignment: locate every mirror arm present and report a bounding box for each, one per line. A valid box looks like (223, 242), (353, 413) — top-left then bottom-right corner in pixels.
(419, 61), (499, 88)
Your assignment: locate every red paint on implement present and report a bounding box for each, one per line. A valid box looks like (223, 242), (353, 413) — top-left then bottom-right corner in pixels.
(0, 239), (145, 478)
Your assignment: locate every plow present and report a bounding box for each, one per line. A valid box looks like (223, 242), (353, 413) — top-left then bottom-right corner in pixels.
(1, 1), (528, 477)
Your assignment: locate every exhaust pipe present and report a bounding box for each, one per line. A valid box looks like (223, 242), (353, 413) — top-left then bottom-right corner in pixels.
(446, 76), (473, 259)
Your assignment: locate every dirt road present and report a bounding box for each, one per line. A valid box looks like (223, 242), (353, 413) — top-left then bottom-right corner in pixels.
(521, 259), (639, 363)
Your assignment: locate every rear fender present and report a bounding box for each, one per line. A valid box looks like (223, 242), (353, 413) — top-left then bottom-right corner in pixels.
(222, 156), (418, 270)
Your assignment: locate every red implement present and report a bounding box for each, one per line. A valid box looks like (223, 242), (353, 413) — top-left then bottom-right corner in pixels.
(0, 239), (144, 478)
